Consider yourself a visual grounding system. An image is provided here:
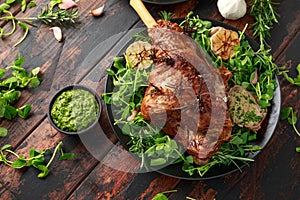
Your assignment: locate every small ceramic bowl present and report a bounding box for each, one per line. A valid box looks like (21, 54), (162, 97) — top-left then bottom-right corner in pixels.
(47, 84), (102, 135)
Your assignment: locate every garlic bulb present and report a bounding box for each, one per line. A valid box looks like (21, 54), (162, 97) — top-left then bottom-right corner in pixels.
(217, 0), (247, 20)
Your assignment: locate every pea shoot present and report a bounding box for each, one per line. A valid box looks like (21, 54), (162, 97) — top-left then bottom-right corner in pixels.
(0, 141), (74, 178)
(0, 54), (40, 137)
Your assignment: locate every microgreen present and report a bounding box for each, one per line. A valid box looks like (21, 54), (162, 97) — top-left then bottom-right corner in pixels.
(0, 54), (40, 136)
(280, 107), (299, 136)
(280, 107), (300, 152)
(152, 190), (177, 200)
(0, 141), (74, 178)
(278, 64), (300, 86)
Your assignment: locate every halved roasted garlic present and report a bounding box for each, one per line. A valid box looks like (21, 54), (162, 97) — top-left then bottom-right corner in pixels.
(210, 27), (240, 60)
(125, 41), (154, 69)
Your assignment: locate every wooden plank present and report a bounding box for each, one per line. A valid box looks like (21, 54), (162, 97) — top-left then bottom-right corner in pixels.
(67, 143), (180, 200)
(0, 0), (142, 199)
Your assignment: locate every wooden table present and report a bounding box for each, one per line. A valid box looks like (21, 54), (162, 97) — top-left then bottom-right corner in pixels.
(0, 0), (299, 199)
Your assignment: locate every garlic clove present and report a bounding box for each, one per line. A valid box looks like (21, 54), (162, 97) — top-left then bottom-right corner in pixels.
(59, 0), (77, 10)
(90, 5), (105, 17)
(50, 27), (63, 42)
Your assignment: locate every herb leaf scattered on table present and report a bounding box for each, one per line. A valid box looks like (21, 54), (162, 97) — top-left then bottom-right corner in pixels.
(0, 54), (40, 137)
(0, 141), (74, 178)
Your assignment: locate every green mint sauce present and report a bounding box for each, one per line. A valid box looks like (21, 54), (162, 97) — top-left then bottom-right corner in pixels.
(51, 89), (99, 132)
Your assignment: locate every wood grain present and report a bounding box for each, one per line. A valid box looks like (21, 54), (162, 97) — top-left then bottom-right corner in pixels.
(0, 0), (299, 199)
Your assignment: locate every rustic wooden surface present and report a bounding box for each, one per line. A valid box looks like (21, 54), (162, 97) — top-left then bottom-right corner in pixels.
(0, 0), (299, 199)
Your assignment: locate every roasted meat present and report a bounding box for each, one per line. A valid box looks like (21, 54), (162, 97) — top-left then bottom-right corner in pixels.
(140, 20), (233, 165)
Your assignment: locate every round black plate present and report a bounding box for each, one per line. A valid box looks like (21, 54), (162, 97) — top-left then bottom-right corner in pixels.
(143, 0), (189, 5)
(104, 19), (281, 180)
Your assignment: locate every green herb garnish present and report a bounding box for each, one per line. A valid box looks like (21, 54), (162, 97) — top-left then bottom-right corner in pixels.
(0, 141), (74, 178)
(280, 107), (300, 152)
(0, 54), (40, 136)
(152, 190), (177, 200)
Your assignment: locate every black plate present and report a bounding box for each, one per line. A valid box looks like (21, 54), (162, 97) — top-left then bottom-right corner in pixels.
(143, 0), (189, 5)
(104, 19), (281, 180)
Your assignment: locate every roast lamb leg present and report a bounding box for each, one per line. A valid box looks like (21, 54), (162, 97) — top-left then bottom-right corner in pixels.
(130, 0), (232, 165)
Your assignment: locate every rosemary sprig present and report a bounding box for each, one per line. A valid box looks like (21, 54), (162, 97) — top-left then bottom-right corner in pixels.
(250, 0), (279, 47)
(38, 6), (79, 27)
